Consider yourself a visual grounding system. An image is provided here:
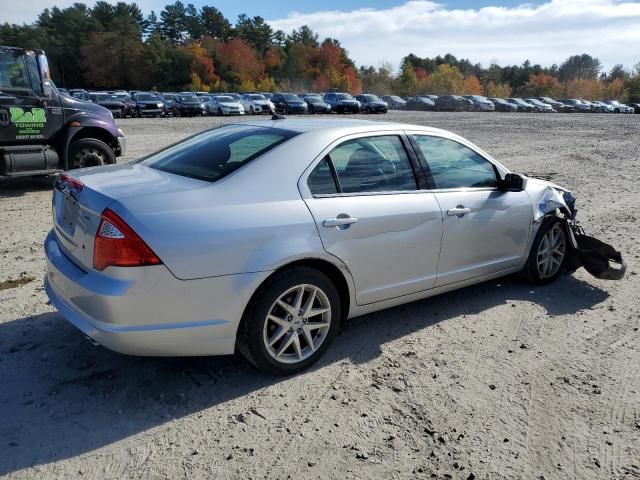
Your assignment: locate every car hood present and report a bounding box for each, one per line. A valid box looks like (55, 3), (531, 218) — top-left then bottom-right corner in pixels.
(136, 100), (162, 106)
(219, 102), (241, 107)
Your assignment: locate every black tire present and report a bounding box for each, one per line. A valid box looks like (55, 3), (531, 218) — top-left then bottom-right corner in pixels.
(217, 107), (223, 116)
(68, 138), (116, 169)
(237, 266), (342, 375)
(282, 106), (288, 115)
(519, 217), (568, 285)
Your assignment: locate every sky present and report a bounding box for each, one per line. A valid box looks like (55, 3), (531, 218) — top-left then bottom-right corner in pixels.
(5, 0), (640, 71)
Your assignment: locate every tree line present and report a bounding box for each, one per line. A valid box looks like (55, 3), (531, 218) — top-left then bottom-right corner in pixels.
(1, 1), (639, 101)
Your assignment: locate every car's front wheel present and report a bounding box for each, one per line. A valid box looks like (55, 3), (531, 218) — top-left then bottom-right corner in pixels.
(237, 267), (341, 375)
(520, 217), (567, 284)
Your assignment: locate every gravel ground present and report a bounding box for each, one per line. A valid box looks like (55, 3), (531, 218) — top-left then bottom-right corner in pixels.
(1, 112), (639, 480)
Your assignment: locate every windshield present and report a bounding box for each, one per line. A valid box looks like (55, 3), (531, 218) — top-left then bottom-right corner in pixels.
(179, 95), (198, 101)
(283, 94), (302, 101)
(95, 94), (118, 102)
(216, 96), (234, 102)
(361, 94), (380, 101)
(248, 94), (265, 100)
(140, 125), (299, 182)
(163, 94), (175, 100)
(137, 94), (159, 101)
(336, 93), (353, 100)
(388, 96), (403, 102)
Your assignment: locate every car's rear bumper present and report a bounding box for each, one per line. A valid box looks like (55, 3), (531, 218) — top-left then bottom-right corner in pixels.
(44, 230), (270, 356)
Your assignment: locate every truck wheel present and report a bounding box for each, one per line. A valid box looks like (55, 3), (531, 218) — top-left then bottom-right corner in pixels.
(68, 138), (116, 169)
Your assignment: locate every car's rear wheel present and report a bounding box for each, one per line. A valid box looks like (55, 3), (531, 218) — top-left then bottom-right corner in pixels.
(68, 138), (115, 169)
(520, 217), (567, 284)
(237, 267), (341, 375)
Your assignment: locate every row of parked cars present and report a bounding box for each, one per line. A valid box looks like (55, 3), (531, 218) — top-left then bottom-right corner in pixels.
(59, 88), (392, 118)
(60, 87), (638, 117)
(383, 94), (639, 113)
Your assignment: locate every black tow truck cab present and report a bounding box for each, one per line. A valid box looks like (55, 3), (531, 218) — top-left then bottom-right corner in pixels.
(0, 46), (126, 177)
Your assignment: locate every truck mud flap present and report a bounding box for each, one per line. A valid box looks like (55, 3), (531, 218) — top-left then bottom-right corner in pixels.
(564, 224), (626, 280)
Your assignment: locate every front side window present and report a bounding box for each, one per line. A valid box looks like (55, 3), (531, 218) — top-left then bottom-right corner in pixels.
(412, 136), (497, 189)
(0, 51), (30, 92)
(140, 125), (298, 182)
(308, 135), (417, 195)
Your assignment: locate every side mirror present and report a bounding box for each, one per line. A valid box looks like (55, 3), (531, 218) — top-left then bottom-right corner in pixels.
(500, 173), (526, 192)
(36, 52), (52, 97)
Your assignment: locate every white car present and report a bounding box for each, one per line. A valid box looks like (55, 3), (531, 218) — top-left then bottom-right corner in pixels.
(240, 93), (274, 115)
(209, 95), (245, 116)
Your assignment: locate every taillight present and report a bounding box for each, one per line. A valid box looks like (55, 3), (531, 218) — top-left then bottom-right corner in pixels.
(93, 209), (161, 271)
(56, 173), (84, 192)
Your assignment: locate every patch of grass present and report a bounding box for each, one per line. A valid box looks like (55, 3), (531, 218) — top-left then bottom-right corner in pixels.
(0, 275), (35, 290)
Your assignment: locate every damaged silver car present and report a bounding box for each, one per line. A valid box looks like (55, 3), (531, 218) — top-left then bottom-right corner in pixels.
(44, 119), (625, 375)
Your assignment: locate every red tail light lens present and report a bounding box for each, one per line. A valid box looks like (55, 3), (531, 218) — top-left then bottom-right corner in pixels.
(57, 173), (84, 192)
(93, 209), (161, 271)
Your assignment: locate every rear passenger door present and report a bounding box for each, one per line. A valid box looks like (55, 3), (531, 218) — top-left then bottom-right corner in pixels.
(300, 133), (443, 305)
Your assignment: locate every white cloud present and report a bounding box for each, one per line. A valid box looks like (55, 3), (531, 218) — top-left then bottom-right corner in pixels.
(268, 0), (640, 70)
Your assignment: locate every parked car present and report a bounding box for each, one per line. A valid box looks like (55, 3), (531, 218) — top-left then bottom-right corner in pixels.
(534, 97), (570, 112)
(323, 92), (361, 113)
(355, 94), (388, 113)
(89, 92), (126, 118)
(629, 103), (640, 114)
(46, 119), (612, 375)
(525, 98), (555, 113)
(381, 95), (406, 109)
(270, 93), (308, 114)
(301, 94), (332, 114)
(132, 92), (164, 117)
(208, 95), (245, 116)
(69, 89), (90, 101)
(505, 98), (535, 112)
(240, 93), (272, 114)
(435, 95), (472, 112)
(590, 100), (613, 113)
(462, 95), (495, 112)
(160, 93), (176, 116)
(603, 100), (634, 114)
(404, 96), (435, 111)
(489, 98), (518, 112)
(558, 99), (591, 113)
(171, 93), (207, 117)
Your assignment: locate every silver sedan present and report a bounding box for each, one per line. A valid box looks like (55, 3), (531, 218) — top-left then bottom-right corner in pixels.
(45, 119), (576, 374)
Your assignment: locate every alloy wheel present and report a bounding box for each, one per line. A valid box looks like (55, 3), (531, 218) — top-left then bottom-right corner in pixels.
(536, 223), (566, 279)
(263, 284), (331, 364)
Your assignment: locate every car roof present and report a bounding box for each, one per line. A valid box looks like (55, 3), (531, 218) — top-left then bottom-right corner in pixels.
(239, 118), (451, 136)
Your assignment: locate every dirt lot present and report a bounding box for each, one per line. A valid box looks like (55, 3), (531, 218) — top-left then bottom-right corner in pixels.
(1, 112), (639, 480)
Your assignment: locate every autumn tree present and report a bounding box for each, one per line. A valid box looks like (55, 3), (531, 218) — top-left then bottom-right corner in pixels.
(525, 73), (563, 97)
(484, 81), (512, 98)
(564, 78), (602, 100)
(425, 64), (464, 95)
(462, 75), (482, 94)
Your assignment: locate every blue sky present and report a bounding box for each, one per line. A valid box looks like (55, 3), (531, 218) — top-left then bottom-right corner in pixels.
(8, 1), (640, 70)
(193, 0), (545, 20)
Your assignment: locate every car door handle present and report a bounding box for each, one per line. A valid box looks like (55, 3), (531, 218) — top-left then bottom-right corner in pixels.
(323, 215), (359, 228)
(447, 206), (471, 216)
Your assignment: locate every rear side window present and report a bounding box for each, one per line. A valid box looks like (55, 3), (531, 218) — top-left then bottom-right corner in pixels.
(308, 135), (417, 195)
(140, 125), (298, 182)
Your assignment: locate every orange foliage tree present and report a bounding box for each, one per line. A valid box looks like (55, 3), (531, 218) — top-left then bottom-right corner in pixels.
(462, 75), (482, 94)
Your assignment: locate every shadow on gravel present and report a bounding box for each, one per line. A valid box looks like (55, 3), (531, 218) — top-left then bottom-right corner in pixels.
(0, 176), (54, 198)
(0, 274), (607, 474)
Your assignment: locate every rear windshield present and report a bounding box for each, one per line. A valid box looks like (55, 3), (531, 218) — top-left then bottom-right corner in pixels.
(140, 125), (299, 182)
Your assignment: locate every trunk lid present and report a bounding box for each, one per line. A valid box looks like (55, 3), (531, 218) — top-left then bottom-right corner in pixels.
(52, 163), (209, 271)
